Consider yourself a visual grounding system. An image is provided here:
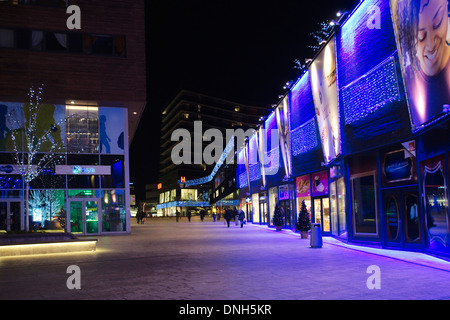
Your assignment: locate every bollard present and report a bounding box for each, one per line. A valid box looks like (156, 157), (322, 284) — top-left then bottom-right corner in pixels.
(310, 223), (322, 248)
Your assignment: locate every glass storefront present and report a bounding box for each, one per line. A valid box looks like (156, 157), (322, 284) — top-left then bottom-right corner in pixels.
(337, 178), (346, 237)
(422, 155), (449, 254)
(351, 172), (378, 237)
(296, 174), (311, 230)
(330, 177), (347, 237)
(252, 193), (259, 223)
(102, 189), (126, 232)
(268, 186), (278, 226)
(311, 170), (330, 233)
(0, 103), (129, 235)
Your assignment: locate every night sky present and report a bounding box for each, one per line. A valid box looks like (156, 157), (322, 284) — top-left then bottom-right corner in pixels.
(130, 0), (359, 201)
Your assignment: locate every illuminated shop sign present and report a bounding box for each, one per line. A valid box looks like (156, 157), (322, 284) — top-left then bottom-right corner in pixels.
(383, 150), (413, 183)
(55, 165), (111, 175)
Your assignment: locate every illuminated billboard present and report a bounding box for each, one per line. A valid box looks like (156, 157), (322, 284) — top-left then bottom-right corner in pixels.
(276, 97), (292, 178)
(390, 0), (450, 131)
(309, 37), (341, 164)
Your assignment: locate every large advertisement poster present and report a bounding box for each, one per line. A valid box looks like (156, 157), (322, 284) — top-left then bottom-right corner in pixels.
(390, 0), (450, 130)
(256, 126), (266, 187)
(309, 37), (341, 163)
(276, 97), (292, 178)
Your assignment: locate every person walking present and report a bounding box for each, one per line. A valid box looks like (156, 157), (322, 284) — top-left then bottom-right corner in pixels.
(238, 210), (245, 228)
(224, 207), (232, 228)
(200, 209), (206, 222)
(136, 209), (141, 224)
(176, 210), (180, 222)
(187, 210), (191, 222)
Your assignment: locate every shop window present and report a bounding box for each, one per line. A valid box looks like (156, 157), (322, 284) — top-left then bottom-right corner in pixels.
(385, 195), (400, 242)
(164, 191), (170, 203)
(337, 177), (346, 237)
(28, 189), (65, 230)
(423, 157), (448, 253)
(102, 189), (126, 232)
(405, 193), (420, 244)
(66, 105), (99, 153)
(351, 172), (378, 237)
(268, 186), (278, 226)
(252, 193), (259, 223)
(170, 189), (177, 201)
(330, 181), (338, 236)
(100, 155), (124, 188)
(181, 189), (197, 201)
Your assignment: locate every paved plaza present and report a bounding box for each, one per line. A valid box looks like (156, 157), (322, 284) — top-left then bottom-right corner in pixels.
(1, 216), (450, 301)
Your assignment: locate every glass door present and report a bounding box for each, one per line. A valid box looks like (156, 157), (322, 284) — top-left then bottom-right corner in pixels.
(383, 189), (421, 248)
(70, 201), (83, 233)
(85, 200), (99, 234)
(0, 202), (7, 231)
(9, 202), (21, 231)
(69, 199), (99, 235)
(260, 202), (267, 224)
(313, 197), (331, 233)
(0, 201), (22, 232)
(279, 200), (292, 228)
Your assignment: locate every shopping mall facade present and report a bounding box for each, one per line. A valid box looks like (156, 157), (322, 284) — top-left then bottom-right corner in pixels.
(237, 0), (450, 258)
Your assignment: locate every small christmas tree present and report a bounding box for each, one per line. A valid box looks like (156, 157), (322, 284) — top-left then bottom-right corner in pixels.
(272, 204), (284, 227)
(296, 200), (311, 236)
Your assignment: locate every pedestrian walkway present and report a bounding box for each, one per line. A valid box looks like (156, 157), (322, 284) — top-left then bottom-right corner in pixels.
(1, 218), (450, 300)
(249, 223), (450, 272)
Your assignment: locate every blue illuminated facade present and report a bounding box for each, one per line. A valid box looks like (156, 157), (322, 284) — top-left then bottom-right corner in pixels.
(237, 0), (450, 258)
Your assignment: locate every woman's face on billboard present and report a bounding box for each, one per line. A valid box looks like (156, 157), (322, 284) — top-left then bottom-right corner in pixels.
(417, 0), (450, 76)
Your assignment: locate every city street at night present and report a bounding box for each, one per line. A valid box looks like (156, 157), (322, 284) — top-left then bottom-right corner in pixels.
(1, 218), (450, 302)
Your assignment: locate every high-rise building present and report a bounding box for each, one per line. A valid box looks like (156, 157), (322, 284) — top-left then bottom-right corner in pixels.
(157, 90), (268, 216)
(0, 0), (146, 234)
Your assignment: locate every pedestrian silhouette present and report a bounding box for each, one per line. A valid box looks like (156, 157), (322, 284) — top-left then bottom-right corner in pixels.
(239, 210), (245, 228)
(200, 209), (206, 221)
(224, 208), (232, 228)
